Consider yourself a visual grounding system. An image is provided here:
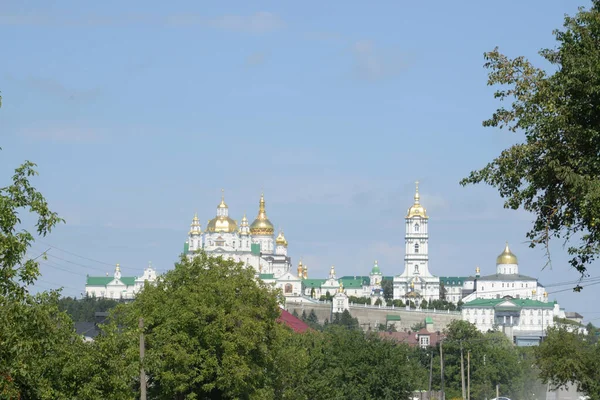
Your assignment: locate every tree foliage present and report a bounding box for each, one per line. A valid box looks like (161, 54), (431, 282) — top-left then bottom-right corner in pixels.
(535, 326), (600, 398)
(1, 161), (64, 299)
(113, 253), (283, 399)
(460, 1), (600, 280)
(58, 295), (120, 322)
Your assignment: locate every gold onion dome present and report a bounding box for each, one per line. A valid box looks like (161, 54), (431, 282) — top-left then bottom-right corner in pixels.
(276, 231), (288, 247)
(496, 242), (518, 265)
(407, 181), (428, 219)
(206, 192), (238, 233)
(250, 193), (275, 235)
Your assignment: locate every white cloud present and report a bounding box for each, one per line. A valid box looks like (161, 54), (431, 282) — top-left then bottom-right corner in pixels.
(352, 39), (407, 81)
(207, 11), (284, 33)
(246, 51), (267, 66)
(1, 12), (285, 33)
(20, 126), (99, 143)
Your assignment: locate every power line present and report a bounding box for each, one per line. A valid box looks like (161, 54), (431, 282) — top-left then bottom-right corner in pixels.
(34, 240), (141, 272)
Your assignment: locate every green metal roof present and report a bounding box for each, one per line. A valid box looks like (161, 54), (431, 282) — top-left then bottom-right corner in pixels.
(386, 315), (401, 321)
(251, 243), (261, 255)
(439, 276), (468, 286)
(302, 279), (326, 288)
(425, 317), (433, 324)
(339, 277), (368, 288)
(463, 297), (554, 309)
(86, 276), (136, 286)
(183, 241), (189, 255)
(258, 273), (275, 280)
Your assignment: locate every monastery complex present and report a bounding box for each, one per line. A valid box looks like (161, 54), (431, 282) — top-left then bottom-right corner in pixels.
(85, 183), (580, 345)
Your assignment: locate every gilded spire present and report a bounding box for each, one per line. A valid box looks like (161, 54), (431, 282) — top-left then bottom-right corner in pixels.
(407, 180), (428, 219)
(303, 263), (308, 279)
(414, 181), (420, 204)
(297, 260), (303, 278)
(218, 189), (228, 208)
(250, 192), (274, 236)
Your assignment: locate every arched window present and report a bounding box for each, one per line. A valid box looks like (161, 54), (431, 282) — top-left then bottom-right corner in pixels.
(284, 284), (293, 294)
(414, 223), (420, 232)
(414, 243), (419, 253)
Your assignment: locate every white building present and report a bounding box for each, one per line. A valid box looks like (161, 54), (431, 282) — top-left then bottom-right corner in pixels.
(461, 243), (548, 303)
(186, 191), (292, 277)
(85, 263), (157, 300)
(393, 182), (441, 303)
(462, 296), (556, 346)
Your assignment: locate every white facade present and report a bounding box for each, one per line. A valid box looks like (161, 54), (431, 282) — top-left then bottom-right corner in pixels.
(187, 191), (301, 299)
(85, 263), (158, 300)
(462, 296), (556, 345)
(461, 243), (548, 303)
(393, 182), (441, 303)
(186, 192), (292, 279)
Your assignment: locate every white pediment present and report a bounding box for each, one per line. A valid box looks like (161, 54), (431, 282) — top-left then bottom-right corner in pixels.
(497, 300), (517, 308)
(106, 279), (126, 287)
(276, 271), (301, 282)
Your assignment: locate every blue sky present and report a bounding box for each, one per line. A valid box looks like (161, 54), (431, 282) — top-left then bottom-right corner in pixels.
(2, 0), (599, 321)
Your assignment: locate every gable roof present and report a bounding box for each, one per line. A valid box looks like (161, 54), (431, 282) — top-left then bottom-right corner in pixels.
(258, 273), (275, 280)
(277, 309), (309, 333)
(86, 276), (136, 286)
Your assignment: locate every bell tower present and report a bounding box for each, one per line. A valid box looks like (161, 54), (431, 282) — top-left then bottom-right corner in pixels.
(403, 181), (430, 277)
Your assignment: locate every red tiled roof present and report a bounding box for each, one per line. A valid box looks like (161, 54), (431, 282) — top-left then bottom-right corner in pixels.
(379, 329), (446, 347)
(277, 309), (310, 333)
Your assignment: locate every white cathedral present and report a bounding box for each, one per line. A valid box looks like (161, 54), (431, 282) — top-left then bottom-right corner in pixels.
(184, 191), (304, 299)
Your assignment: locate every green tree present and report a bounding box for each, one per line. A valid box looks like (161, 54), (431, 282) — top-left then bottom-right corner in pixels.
(306, 309), (319, 327)
(58, 295), (120, 322)
(0, 291), (89, 399)
(0, 160), (86, 398)
(113, 253), (284, 399)
(382, 279), (394, 302)
(461, 1), (600, 280)
(1, 161), (64, 299)
(535, 326), (600, 398)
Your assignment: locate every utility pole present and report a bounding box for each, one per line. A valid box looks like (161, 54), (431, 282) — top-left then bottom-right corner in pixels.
(139, 317), (147, 400)
(467, 350), (471, 400)
(460, 341), (466, 400)
(428, 351), (433, 396)
(496, 384), (499, 399)
(440, 341), (445, 400)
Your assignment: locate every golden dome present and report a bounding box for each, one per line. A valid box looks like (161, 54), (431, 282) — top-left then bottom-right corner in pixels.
(250, 193), (275, 236)
(206, 216), (238, 233)
(407, 181), (428, 219)
(297, 260), (303, 278)
(496, 242), (518, 265)
(276, 231), (288, 247)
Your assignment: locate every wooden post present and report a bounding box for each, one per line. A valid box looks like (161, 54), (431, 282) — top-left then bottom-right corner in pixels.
(467, 350), (470, 400)
(460, 341), (466, 400)
(428, 351), (433, 396)
(140, 317), (147, 400)
(439, 341), (445, 400)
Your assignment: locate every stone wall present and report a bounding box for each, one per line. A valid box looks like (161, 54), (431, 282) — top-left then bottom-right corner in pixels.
(284, 301), (461, 332)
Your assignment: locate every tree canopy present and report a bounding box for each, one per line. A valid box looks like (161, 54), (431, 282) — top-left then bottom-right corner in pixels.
(535, 327), (600, 398)
(461, 1), (600, 281)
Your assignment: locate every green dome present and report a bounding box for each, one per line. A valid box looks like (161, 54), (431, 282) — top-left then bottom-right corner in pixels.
(371, 260), (381, 275)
